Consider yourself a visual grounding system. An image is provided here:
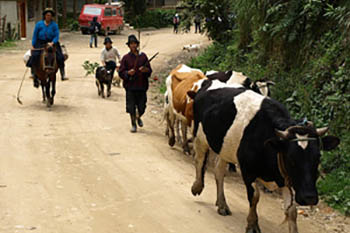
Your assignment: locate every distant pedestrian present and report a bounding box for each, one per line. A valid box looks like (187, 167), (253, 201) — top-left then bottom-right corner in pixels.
(194, 14), (202, 33)
(173, 13), (180, 34)
(89, 16), (101, 48)
(118, 35), (152, 133)
(101, 37), (121, 80)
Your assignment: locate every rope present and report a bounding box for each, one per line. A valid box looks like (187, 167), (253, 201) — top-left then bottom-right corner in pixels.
(277, 152), (294, 219)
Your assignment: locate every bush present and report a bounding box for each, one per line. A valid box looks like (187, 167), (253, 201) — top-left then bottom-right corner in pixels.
(128, 9), (176, 29)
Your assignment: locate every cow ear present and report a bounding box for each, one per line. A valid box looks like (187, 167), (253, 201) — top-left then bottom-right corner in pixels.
(187, 91), (197, 99)
(321, 136), (340, 151)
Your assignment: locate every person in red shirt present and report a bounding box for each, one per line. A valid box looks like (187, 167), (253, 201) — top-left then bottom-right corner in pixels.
(118, 35), (152, 133)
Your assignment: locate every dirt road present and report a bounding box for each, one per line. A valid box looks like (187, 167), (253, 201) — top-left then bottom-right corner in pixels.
(0, 28), (348, 233)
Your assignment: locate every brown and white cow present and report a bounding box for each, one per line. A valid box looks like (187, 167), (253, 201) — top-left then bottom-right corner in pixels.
(164, 64), (207, 154)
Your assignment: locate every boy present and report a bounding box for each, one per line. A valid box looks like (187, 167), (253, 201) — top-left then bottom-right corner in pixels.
(100, 37), (121, 81)
(118, 35), (152, 133)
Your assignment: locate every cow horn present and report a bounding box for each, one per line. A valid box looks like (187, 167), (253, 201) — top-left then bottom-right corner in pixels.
(267, 81), (275, 86)
(275, 129), (289, 139)
(306, 121), (314, 127)
(316, 127), (329, 136)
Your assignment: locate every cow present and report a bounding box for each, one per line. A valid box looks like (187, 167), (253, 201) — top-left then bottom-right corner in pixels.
(188, 79), (340, 233)
(95, 66), (113, 98)
(205, 70), (275, 97)
(164, 64), (207, 154)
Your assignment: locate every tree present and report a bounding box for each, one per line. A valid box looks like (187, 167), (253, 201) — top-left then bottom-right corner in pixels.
(73, 0), (77, 19)
(62, 0), (67, 28)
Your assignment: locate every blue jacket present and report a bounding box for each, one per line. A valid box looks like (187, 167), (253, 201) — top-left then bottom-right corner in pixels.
(32, 20), (59, 47)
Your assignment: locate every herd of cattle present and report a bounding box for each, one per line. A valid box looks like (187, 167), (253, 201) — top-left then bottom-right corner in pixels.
(162, 64), (340, 233)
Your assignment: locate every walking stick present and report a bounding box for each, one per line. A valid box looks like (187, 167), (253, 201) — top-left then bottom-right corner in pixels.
(17, 67), (29, 105)
(149, 52), (159, 63)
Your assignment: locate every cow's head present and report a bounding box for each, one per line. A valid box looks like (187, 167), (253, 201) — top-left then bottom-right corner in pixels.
(267, 125), (340, 206)
(250, 79), (275, 97)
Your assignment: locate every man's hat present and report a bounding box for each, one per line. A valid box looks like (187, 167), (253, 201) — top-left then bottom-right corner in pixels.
(43, 8), (55, 17)
(104, 37), (113, 45)
(126, 35), (140, 45)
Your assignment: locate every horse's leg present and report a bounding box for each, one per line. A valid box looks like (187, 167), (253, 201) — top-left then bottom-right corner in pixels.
(96, 80), (101, 96)
(46, 81), (51, 107)
(107, 82), (111, 97)
(41, 83), (46, 103)
(51, 77), (56, 105)
(101, 82), (105, 98)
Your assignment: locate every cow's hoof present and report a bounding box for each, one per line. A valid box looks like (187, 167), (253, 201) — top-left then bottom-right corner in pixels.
(168, 136), (175, 147)
(107, 92), (111, 97)
(217, 205), (232, 216)
(102, 95), (105, 99)
(183, 145), (191, 155)
(191, 181), (204, 196)
(246, 225), (261, 233)
(98, 91), (101, 96)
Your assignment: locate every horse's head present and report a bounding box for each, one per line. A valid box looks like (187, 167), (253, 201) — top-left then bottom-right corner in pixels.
(43, 43), (57, 74)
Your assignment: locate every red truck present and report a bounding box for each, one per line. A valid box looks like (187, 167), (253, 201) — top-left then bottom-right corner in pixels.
(78, 4), (124, 35)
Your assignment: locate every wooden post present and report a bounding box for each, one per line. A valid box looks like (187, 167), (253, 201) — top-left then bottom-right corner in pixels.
(1, 15), (6, 42)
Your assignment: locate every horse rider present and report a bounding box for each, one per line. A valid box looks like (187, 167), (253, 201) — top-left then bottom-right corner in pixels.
(27, 8), (68, 88)
(100, 37), (121, 80)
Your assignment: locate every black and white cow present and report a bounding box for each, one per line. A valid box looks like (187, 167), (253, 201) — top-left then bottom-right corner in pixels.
(95, 66), (113, 98)
(205, 70), (275, 97)
(188, 79), (340, 233)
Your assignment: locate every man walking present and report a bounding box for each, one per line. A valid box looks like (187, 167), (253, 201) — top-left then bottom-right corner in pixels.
(118, 35), (152, 133)
(194, 14), (202, 33)
(89, 16), (101, 48)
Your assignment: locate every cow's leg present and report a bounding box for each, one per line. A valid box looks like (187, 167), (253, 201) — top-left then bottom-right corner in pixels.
(215, 157), (232, 216)
(244, 182), (261, 233)
(282, 187), (299, 233)
(167, 110), (176, 147)
(191, 135), (209, 196)
(180, 120), (191, 155)
(175, 119), (182, 144)
(107, 82), (111, 97)
(96, 80), (101, 96)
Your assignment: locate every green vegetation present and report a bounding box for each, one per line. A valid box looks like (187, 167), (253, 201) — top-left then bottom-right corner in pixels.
(0, 40), (16, 49)
(128, 9), (176, 29)
(82, 60), (100, 77)
(185, 0), (350, 215)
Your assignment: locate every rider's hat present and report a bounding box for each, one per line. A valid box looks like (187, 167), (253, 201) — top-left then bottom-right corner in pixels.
(126, 35), (139, 45)
(43, 8), (55, 17)
(104, 37), (113, 45)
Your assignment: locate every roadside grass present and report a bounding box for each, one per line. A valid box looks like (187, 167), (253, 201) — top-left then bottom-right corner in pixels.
(0, 40), (16, 49)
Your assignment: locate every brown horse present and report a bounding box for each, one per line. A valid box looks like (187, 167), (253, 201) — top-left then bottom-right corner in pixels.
(32, 43), (58, 107)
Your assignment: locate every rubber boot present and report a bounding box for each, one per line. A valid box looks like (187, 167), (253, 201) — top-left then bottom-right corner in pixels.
(60, 67), (69, 81)
(130, 114), (137, 133)
(137, 117), (143, 127)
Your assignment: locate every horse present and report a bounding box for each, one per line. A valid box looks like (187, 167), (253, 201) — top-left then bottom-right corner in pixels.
(32, 43), (59, 107)
(95, 66), (112, 98)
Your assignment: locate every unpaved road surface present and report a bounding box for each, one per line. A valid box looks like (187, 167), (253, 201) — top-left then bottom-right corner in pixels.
(0, 28), (348, 233)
